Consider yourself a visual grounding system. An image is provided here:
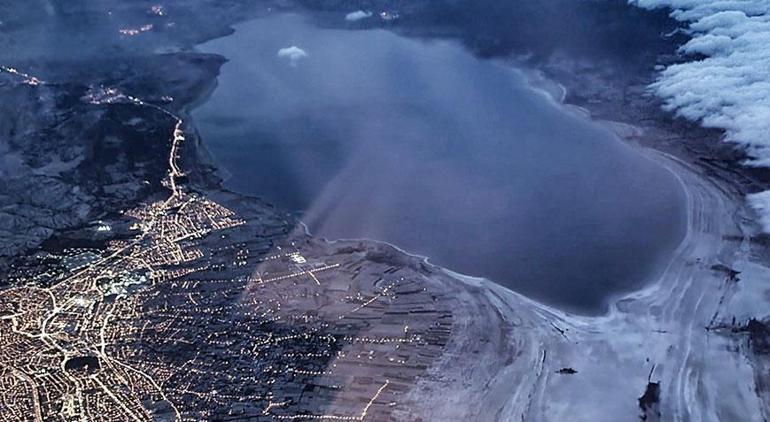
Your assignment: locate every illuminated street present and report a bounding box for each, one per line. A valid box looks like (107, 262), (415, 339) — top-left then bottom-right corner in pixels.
(0, 94), (453, 420)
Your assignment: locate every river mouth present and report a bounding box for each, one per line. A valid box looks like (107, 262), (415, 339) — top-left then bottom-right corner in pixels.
(192, 12), (687, 315)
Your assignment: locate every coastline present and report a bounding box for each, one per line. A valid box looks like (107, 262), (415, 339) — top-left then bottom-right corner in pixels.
(423, 48), (770, 416)
(165, 6), (770, 420)
(188, 18), (684, 314)
(175, 12), (770, 418)
(401, 110), (770, 421)
(170, 14), (770, 420)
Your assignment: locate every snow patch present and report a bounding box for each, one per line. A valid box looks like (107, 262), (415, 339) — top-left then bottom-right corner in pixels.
(748, 190), (770, 233)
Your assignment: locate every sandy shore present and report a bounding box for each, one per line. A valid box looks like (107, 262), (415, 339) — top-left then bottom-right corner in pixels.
(175, 16), (770, 419)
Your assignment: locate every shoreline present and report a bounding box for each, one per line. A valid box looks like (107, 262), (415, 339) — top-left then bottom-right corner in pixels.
(173, 11), (770, 418)
(403, 116), (770, 420)
(311, 13), (769, 419)
(187, 16), (690, 317)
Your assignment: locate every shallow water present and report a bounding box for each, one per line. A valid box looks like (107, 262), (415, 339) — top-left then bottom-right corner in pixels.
(193, 13), (686, 314)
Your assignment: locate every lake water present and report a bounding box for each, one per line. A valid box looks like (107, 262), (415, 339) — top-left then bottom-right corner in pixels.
(193, 13), (686, 314)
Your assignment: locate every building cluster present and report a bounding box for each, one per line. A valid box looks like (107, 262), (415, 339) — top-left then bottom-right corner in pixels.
(0, 91), (454, 420)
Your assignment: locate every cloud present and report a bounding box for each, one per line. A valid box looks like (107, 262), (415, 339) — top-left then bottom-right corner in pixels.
(345, 10), (373, 22)
(277, 46), (308, 66)
(630, 0), (770, 232)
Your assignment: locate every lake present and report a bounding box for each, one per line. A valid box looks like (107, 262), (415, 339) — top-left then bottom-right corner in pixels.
(193, 13), (686, 314)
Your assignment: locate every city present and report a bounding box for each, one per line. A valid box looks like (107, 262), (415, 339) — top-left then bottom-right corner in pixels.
(0, 101), (453, 420)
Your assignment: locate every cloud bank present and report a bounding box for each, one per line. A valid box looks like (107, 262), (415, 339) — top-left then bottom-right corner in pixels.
(631, 0), (770, 231)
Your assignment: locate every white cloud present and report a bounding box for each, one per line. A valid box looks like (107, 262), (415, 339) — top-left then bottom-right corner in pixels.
(630, 0), (770, 232)
(345, 10), (373, 22)
(277, 46), (308, 66)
